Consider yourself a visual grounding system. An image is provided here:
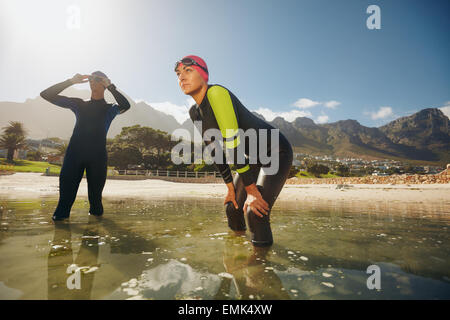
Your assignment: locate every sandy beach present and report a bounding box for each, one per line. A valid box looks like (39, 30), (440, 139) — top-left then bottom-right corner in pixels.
(1, 172), (449, 206)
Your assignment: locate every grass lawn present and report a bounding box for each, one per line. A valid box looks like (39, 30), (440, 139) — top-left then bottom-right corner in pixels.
(0, 158), (115, 175)
(0, 158), (62, 174)
(295, 170), (341, 179)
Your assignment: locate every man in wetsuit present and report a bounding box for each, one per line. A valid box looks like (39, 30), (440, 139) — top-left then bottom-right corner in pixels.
(175, 55), (293, 248)
(40, 72), (131, 221)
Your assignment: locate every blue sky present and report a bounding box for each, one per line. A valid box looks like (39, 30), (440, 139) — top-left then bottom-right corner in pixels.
(1, 0), (449, 127)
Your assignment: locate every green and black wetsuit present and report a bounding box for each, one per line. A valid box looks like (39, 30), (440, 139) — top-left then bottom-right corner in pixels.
(40, 79), (130, 220)
(189, 84), (293, 247)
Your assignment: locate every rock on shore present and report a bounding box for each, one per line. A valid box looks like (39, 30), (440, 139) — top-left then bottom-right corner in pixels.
(287, 167), (450, 185)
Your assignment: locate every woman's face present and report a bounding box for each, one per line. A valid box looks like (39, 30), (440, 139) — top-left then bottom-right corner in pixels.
(175, 64), (206, 95)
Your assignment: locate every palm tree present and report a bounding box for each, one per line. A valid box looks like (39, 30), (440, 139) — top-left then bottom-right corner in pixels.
(0, 121), (27, 163)
(3, 121), (27, 136)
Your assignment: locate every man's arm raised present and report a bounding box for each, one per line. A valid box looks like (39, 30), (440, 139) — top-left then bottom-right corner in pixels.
(40, 74), (87, 111)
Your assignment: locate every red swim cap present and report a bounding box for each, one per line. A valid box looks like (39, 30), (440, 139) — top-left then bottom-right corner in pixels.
(181, 55), (209, 83)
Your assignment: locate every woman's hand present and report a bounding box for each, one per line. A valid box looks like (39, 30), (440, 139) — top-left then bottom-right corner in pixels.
(243, 184), (269, 218)
(224, 182), (239, 209)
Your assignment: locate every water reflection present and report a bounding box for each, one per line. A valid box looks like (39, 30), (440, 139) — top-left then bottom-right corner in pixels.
(0, 197), (449, 299)
(48, 218), (100, 299)
(115, 233), (290, 300)
(47, 215), (159, 300)
(216, 236), (290, 300)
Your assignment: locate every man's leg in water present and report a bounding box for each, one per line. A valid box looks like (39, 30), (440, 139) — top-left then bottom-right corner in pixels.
(247, 142), (293, 248)
(85, 154), (107, 216)
(225, 165), (261, 235)
(53, 151), (85, 219)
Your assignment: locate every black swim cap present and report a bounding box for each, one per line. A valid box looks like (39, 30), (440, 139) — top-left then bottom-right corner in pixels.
(91, 71), (108, 78)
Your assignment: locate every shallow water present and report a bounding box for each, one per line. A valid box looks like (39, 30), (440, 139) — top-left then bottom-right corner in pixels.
(0, 197), (449, 300)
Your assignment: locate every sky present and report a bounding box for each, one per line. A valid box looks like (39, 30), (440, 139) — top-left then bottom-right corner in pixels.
(1, 0), (449, 127)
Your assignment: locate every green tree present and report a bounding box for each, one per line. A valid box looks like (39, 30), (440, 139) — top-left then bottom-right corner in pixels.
(108, 125), (178, 170)
(108, 145), (143, 169)
(27, 150), (43, 161)
(143, 152), (172, 169)
(336, 163), (350, 177)
(0, 121), (27, 162)
(386, 167), (401, 175)
(307, 162), (329, 177)
(114, 125), (176, 155)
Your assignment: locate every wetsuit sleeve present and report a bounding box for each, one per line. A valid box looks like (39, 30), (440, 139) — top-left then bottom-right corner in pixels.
(189, 105), (234, 184)
(40, 79), (81, 112)
(207, 86), (253, 186)
(210, 144), (233, 184)
(107, 84), (130, 114)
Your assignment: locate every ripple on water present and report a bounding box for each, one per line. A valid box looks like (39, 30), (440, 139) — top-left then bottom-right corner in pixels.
(0, 197), (449, 299)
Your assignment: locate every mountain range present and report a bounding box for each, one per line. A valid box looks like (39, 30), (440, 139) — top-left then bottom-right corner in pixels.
(265, 108), (449, 165)
(1, 87), (449, 165)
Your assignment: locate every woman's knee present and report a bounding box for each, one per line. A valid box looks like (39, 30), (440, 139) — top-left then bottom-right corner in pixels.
(247, 209), (273, 247)
(225, 202), (246, 231)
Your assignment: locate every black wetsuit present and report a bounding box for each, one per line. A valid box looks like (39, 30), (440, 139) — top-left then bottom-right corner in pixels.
(40, 79), (130, 219)
(189, 84), (293, 247)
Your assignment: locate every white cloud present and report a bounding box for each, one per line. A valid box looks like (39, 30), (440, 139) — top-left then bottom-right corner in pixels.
(316, 114), (329, 124)
(324, 100), (341, 109)
(253, 107), (312, 122)
(368, 106), (393, 120)
(293, 98), (341, 110)
(293, 98), (321, 109)
(135, 97), (195, 124)
(440, 101), (450, 119)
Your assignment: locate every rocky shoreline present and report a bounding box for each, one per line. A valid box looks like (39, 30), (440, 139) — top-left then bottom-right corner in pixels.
(286, 167), (450, 185)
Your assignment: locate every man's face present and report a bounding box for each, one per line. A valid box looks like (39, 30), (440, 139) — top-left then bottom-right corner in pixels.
(89, 75), (107, 93)
(175, 64), (206, 95)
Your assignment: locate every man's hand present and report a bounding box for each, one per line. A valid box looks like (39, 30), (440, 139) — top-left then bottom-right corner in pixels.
(70, 73), (89, 84)
(243, 184), (269, 218)
(224, 182), (239, 209)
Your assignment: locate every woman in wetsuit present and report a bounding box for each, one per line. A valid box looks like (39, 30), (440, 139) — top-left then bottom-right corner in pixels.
(40, 72), (131, 221)
(175, 55), (293, 248)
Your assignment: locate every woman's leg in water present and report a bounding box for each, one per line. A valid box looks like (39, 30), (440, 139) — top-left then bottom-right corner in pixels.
(225, 165), (261, 235)
(225, 136), (293, 247)
(247, 139), (294, 248)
